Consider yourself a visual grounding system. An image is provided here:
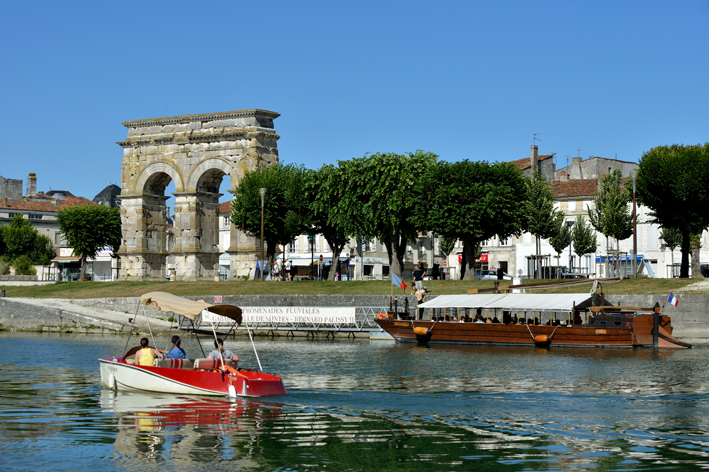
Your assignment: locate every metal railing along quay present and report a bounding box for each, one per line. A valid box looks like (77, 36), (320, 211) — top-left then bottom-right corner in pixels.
(177, 306), (401, 338)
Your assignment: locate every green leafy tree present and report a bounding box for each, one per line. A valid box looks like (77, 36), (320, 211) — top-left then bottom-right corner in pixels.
(332, 151), (438, 277)
(0, 256), (10, 275)
(0, 215), (55, 265)
(57, 205), (121, 280)
(303, 165), (353, 281)
(588, 170), (633, 246)
(661, 227), (682, 276)
(588, 170), (633, 276)
(29, 234), (55, 266)
(231, 164), (309, 274)
(637, 143), (709, 278)
(524, 171), (565, 258)
(2, 215), (37, 261)
(549, 218), (571, 275)
(12, 255), (36, 275)
(424, 160), (528, 280)
(572, 215), (597, 273)
(439, 236), (456, 259)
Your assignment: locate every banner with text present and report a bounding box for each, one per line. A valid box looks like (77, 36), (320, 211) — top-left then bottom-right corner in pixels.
(201, 306), (356, 325)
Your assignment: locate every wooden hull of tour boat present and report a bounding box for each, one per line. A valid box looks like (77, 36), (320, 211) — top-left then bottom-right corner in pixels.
(375, 314), (690, 348)
(99, 358), (287, 397)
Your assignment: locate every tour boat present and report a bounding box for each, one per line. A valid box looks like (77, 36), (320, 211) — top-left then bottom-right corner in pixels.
(99, 292), (287, 397)
(375, 293), (691, 349)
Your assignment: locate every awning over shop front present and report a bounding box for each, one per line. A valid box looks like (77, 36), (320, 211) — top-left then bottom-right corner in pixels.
(52, 256), (81, 263)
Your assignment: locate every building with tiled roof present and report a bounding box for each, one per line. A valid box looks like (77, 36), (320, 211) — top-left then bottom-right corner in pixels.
(0, 172), (111, 281)
(510, 146), (556, 181)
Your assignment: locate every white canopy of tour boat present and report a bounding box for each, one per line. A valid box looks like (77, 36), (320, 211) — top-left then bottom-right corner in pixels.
(140, 291), (243, 323)
(418, 293), (596, 312)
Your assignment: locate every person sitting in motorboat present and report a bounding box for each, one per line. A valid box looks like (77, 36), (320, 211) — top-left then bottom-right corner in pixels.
(208, 338), (239, 366)
(165, 335), (186, 359)
(134, 337), (164, 366)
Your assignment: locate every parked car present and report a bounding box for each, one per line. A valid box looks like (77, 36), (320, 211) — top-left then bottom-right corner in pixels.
(476, 269), (513, 280)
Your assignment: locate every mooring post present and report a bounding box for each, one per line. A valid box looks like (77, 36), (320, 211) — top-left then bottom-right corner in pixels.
(394, 298), (399, 319)
(653, 302), (660, 347)
(1, 290), (5, 297)
(494, 281), (500, 294)
(404, 297), (409, 318)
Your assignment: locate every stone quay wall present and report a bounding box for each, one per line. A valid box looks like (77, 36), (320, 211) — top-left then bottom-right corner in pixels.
(1, 294), (707, 344)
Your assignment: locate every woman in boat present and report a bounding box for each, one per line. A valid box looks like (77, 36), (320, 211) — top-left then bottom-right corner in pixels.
(134, 337), (164, 366)
(208, 338), (237, 362)
(165, 335), (186, 359)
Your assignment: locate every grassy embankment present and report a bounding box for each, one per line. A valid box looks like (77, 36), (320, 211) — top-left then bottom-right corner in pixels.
(0, 277), (702, 299)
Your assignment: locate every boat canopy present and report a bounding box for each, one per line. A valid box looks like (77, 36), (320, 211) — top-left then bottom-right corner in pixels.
(140, 291), (243, 324)
(418, 293), (597, 312)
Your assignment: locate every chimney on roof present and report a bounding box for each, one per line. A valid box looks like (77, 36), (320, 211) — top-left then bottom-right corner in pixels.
(531, 145), (538, 173)
(28, 173), (37, 198)
(3, 197), (7, 207)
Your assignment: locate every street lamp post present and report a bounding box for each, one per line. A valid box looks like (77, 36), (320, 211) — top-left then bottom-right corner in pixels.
(631, 169), (638, 278)
(260, 187), (266, 281)
(568, 220), (575, 275)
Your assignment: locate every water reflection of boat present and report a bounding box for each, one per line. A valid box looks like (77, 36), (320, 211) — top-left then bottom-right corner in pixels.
(99, 292), (287, 397)
(100, 390), (282, 434)
(376, 293), (691, 349)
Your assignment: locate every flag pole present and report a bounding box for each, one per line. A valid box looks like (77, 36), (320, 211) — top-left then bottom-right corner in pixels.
(659, 291), (670, 316)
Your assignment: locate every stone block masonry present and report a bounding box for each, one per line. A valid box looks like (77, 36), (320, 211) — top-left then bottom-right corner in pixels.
(117, 110), (280, 281)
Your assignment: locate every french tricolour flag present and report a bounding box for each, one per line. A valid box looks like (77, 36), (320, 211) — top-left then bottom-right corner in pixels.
(667, 292), (679, 307)
(391, 272), (409, 292)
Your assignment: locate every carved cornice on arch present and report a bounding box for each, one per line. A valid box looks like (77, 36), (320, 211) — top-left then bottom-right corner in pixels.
(121, 109), (280, 129)
(132, 161), (185, 194)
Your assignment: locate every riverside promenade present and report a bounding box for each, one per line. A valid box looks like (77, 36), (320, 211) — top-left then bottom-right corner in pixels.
(1, 292), (709, 344)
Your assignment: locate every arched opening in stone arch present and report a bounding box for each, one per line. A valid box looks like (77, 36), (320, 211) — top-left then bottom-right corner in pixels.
(191, 168), (235, 280)
(139, 171), (174, 279)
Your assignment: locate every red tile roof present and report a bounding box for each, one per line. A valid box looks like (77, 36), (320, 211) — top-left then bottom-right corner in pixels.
(512, 154), (554, 171)
(551, 179), (599, 199)
(0, 196), (97, 212)
(219, 201), (231, 214)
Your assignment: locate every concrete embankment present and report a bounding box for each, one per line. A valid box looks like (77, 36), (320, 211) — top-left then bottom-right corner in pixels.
(0, 293), (707, 344)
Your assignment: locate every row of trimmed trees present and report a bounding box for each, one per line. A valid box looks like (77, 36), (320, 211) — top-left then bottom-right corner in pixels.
(231, 152), (596, 280)
(231, 143), (709, 280)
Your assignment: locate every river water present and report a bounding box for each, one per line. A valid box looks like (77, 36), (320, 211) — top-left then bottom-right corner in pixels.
(1, 332), (709, 471)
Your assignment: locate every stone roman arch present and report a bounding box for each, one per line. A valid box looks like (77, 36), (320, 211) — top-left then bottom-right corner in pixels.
(117, 110), (280, 280)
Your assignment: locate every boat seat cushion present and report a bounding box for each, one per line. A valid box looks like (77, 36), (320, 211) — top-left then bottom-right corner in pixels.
(155, 358), (195, 369)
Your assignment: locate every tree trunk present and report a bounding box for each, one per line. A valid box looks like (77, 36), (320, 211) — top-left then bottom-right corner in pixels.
(680, 230), (690, 278)
(80, 257), (87, 281)
(328, 245), (343, 281)
(462, 239), (478, 280)
(384, 231), (407, 279)
(669, 248), (674, 278)
(691, 235), (703, 278)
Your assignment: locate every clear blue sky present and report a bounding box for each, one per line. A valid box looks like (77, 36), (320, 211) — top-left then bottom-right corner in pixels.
(2, 0), (708, 203)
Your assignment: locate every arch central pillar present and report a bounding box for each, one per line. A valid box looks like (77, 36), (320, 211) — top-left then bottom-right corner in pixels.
(172, 192), (221, 281)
